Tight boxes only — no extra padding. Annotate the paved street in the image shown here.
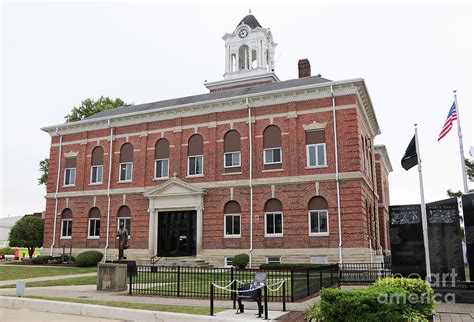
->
[0,308,123,322]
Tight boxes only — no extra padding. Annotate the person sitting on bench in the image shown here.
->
[236,272,267,317]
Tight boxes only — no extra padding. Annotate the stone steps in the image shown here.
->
[135,256,214,268]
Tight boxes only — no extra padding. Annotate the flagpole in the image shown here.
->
[454,90,469,194]
[414,124,432,279]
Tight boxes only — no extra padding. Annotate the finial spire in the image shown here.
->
[249,9,252,15]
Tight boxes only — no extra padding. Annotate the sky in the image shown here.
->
[0,1,472,218]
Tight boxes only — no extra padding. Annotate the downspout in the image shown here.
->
[104,120,113,261]
[50,128,63,255]
[331,85,343,265]
[247,97,254,267]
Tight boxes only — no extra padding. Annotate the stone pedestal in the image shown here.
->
[97,263,127,292]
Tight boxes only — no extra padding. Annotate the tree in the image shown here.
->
[38,96,127,186]
[9,216,44,259]
[64,96,128,122]
[447,158,474,197]
[38,158,49,185]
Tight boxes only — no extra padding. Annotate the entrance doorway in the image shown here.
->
[157,211,196,257]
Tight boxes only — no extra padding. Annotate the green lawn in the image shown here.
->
[0,275,97,288]
[13,295,223,315]
[0,266,96,281]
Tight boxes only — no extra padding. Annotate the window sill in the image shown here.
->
[305,165,328,169]
[186,174,204,178]
[224,235,241,239]
[89,182,103,186]
[309,233,329,237]
[87,236,100,240]
[222,172,242,176]
[117,180,133,184]
[262,169,283,173]
[60,236,72,240]
[264,234,283,238]
[224,165,241,169]
[153,177,169,181]
[62,185,76,188]
[263,162,282,166]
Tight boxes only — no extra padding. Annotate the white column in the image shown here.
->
[196,205,203,257]
[225,45,230,74]
[148,209,156,256]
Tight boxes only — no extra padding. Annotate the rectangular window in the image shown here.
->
[88,219,101,238]
[310,256,328,264]
[309,211,329,235]
[90,165,103,184]
[118,217,131,236]
[224,152,241,168]
[224,257,234,268]
[154,159,169,179]
[64,168,76,186]
[224,214,241,237]
[119,162,133,182]
[264,148,282,164]
[265,212,283,237]
[266,256,281,264]
[60,219,72,239]
[188,155,203,176]
[307,143,327,167]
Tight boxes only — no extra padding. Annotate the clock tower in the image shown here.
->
[205,12,279,92]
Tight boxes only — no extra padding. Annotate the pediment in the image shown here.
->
[144,178,205,198]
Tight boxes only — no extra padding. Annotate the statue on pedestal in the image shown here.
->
[117,223,129,260]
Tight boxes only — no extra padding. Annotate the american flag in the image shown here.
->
[437,101,457,141]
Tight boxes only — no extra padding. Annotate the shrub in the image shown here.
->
[0,247,15,257]
[370,277,435,317]
[32,255,53,265]
[49,255,75,264]
[305,301,323,321]
[231,253,249,269]
[319,287,409,322]
[259,263,329,270]
[75,251,103,267]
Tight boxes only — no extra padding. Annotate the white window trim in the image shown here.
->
[308,210,329,236]
[224,257,234,268]
[224,213,241,238]
[119,162,133,182]
[263,148,282,165]
[90,165,103,185]
[187,155,204,177]
[63,167,76,187]
[264,212,283,237]
[87,218,100,239]
[306,143,327,168]
[154,158,170,179]
[117,217,131,239]
[60,219,72,239]
[224,151,241,168]
[266,256,281,264]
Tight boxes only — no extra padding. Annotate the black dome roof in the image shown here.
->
[236,14,262,29]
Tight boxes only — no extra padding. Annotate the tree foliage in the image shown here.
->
[9,216,44,259]
[447,158,474,197]
[64,96,127,123]
[38,158,49,186]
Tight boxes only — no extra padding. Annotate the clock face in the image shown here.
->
[238,28,249,39]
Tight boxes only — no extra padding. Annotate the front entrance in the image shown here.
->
[157,211,196,257]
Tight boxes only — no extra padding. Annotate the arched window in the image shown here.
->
[224,130,241,172]
[60,208,73,239]
[263,125,282,169]
[264,199,283,237]
[88,207,101,238]
[238,45,249,70]
[119,143,133,182]
[231,54,237,72]
[90,146,104,184]
[188,134,203,176]
[118,205,131,237]
[308,196,329,236]
[154,139,170,179]
[251,49,257,68]
[224,201,241,237]
[306,129,326,167]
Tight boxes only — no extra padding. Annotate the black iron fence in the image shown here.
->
[339,263,392,284]
[129,264,339,302]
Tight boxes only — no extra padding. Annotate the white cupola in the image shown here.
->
[205,12,279,92]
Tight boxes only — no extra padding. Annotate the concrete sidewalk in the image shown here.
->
[0,272,97,287]
[0,307,122,322]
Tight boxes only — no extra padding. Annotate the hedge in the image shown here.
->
[75,251,103,267]
[231,253,249,269]
[32,255,53,265]
[259,263,329,270]
[0,247,15,257]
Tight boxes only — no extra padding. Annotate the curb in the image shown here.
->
[0,296,253,322]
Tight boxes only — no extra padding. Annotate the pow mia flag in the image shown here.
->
[401,135,418,170]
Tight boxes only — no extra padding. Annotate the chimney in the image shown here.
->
[298,59,311,78]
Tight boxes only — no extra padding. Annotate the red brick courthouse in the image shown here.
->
[41,14,392,267]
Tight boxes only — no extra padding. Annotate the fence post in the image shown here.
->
[231,267,236,309]
[319,268,323,290]
[264,285,268,320]
[330,267,334,286]
[282,280,286,312]
[128,265,133,295]
[306,269,310,297]
[210,283,214,316]
[177,266,181,297]
[290,269,294,302]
